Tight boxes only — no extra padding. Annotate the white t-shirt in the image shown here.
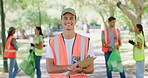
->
[46,37,94,65]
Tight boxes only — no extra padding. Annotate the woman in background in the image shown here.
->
[129,24,147,78]
[30,27,44,78]
[4,27,18,78]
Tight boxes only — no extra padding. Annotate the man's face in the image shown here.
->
[61,13,76,30]
[108,20,116,27]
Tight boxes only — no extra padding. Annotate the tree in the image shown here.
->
[4,0,50,38]
[75,0,117,29]
[117,0,147,30]
[0,0,8,72]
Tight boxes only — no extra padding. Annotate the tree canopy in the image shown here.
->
[1,0,148,31]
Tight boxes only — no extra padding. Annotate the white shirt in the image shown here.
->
[46,37,94,65]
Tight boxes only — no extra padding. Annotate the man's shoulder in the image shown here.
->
[78,34,89,39]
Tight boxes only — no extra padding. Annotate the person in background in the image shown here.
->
[101,16,126,78]
[30,27,44,78]
[4,27,18,78]
[128,24,147,78]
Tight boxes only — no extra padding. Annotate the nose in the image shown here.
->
[67,18,71,22]
[65,19,72,24]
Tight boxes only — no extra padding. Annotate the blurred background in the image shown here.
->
[0,0,148,78]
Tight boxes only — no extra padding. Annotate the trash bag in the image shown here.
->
[107,49,123,73]
[19,52,35,78]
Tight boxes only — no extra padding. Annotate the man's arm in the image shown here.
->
[46,58,69,73]
[102,39,113,48]
[101,31,113,49]
[118,38,121,46]
[46,58,81,74]
[117,29,121,49]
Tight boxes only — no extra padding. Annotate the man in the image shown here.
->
[101,16,126,78]
[46,8,94,78]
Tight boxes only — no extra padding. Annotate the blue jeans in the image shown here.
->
[9,58,18,78]
[104,51,126,78]
[34,54,42,78]
[136,61,144,78]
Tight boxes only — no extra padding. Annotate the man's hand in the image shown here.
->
[111,46,115,49]
[116,46,120,50]
[128,40,135,45]
[67,62,83,76]
[69,61,80,72]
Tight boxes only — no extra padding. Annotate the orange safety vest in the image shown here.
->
[49,33,89,78]
[4,36,16,58]
[102,28,120,53]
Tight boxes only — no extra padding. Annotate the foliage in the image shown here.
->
[1,0,148,32]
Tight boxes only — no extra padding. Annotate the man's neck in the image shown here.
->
[62,30,75,39]
[108,26,115,29]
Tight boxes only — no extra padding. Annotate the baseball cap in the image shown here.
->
[61,8,76,16]
[8,27,16,34]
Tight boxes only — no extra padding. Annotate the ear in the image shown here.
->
[75,17,77,24]
[75,20,77,24]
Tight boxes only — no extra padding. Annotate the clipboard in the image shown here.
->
[67,57,97,76]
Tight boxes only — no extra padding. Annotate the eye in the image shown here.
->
[64,17,68,20]
[70,17,74,20]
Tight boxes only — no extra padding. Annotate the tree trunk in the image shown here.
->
[38,7,41,27]
[19,29,27,39]
[92,3,108,29]
[99,11,108,28]
[0,0,8,72]
[92,0,115,29]
[109,4,114,16]
[108,0,114,16]
[117,0,143,27]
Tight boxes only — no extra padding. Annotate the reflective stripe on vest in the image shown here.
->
[133,32,145,61]
[49,33,89,78]
[54,35,61,65]
[4,36,16,58]
[34,35,43,56]
[134,49,144,53]
[72,34,89,60]
[102,28,120,53]
[5,50,16,52]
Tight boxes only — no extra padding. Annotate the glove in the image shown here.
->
[30,43,35,47]
[43,44,46,47]
[128,40,135,45]
[29,49,33,53]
